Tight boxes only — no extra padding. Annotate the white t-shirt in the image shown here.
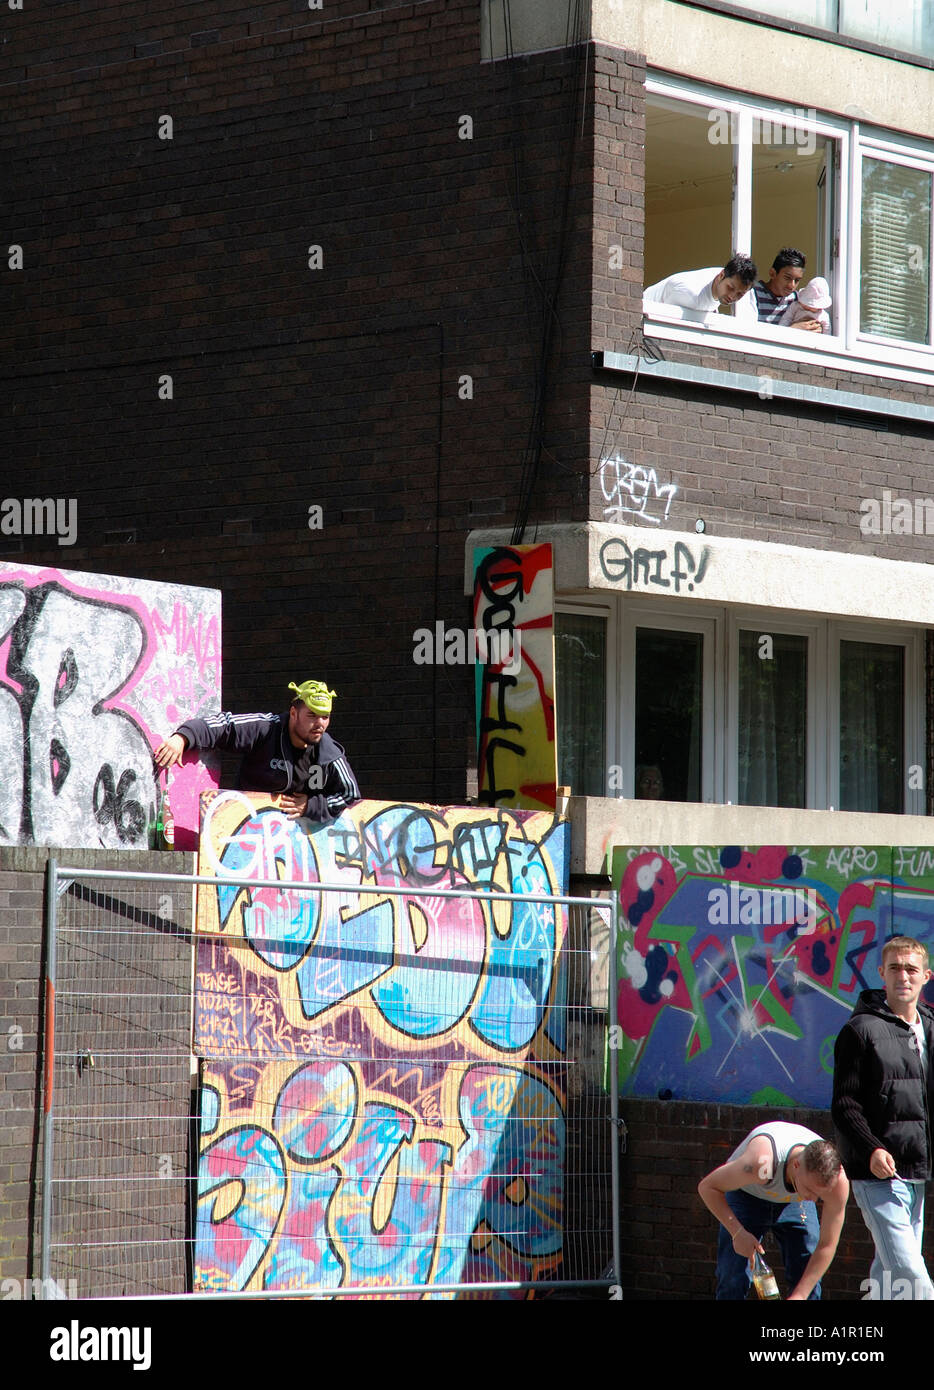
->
[728,1121,825,1203]
[910,1016,926,1072]
[643,266,722,321]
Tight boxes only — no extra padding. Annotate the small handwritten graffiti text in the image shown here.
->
[600,455,677,527]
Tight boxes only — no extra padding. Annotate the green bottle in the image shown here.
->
[154,788,175,849]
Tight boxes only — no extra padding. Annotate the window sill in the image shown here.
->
[641,306,934,390]
[565,795,934,876]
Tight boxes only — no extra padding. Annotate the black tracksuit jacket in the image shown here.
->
[832,988,934,1181]
[175,710,360,823]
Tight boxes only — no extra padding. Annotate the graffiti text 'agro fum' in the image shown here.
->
[706,882,817,932]
[412,622,521,674]
[1,497,77,547]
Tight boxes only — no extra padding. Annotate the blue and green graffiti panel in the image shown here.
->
[194,794,569,1296]
[611,845,934,1106]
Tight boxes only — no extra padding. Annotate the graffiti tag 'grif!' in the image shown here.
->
[598,537,710,593]
[0,581,157,847]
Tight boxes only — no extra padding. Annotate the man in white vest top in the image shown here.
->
[698,1121,849,1299]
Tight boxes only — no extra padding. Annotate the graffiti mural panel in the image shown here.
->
[194,794,569,1296]
[473,543,557,812]
[611,844,934,1107]
[0,562,221,850]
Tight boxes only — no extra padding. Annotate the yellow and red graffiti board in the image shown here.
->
[194,793,569,1296]
[474,543,557,811]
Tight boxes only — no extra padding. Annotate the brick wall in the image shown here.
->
[0,848,194,1295]
[7,4,597,807]
[9,16,932,807]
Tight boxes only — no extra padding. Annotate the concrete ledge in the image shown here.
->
[466,522,934,625]
[567,795,934,876]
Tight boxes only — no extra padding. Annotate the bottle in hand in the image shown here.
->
[752,1250,780,1300]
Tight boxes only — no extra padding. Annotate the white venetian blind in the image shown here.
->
[860,156,931,343]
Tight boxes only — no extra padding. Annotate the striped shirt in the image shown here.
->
[752,281,797,324]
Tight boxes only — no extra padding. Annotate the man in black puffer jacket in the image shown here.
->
[832,934,934,1300]
[154,679,360,823]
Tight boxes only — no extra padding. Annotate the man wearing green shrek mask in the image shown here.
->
[154,678,360,822]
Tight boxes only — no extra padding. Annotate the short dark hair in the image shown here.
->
[802,1139,842,1187]
[772,247,806,272]
[723,252,757,285]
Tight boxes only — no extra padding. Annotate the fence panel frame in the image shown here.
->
[42,863,621,1300]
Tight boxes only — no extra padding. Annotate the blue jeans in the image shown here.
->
[851,1178,934,1300]
[716,1189,821,1300]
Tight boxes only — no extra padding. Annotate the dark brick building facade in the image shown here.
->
[7,2,600,806]
[6,0,934,1302]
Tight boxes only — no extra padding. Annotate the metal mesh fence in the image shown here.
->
[44,865,618,1299]
[44,869,194,1297]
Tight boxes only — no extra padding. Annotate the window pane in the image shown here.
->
[738,631,807,807]
[752,136,836,321]
[635,628,702,802]
[840,0,934,59]
[645,97,733,295]
[839,640,904,813]
[555,613,606,796]
[747,0,835,24]
[860,157,931,344]
[727,0,934,59]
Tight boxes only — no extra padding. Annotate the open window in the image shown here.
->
[644,95,734,294]
[645,88,842,335]
[644,81,934,370]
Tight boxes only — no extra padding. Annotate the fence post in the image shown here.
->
[40,855,58,1298]
[609,893,622,1297]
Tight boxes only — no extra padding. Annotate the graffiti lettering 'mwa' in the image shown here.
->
[0,581,157,847]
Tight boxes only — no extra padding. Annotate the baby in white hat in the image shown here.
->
[780,276,832,333]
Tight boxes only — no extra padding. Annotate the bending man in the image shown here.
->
[643,252,757,323]
[698,1121,848,1300]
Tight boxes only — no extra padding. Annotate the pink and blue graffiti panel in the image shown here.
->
[611,845,934,1107]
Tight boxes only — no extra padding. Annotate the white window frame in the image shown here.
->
[643,76,934,384]
[620,600,720,803]
[852,137,934,353]
[827,621,924,815]
[726,610,822,809]
[556,592,925,813]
